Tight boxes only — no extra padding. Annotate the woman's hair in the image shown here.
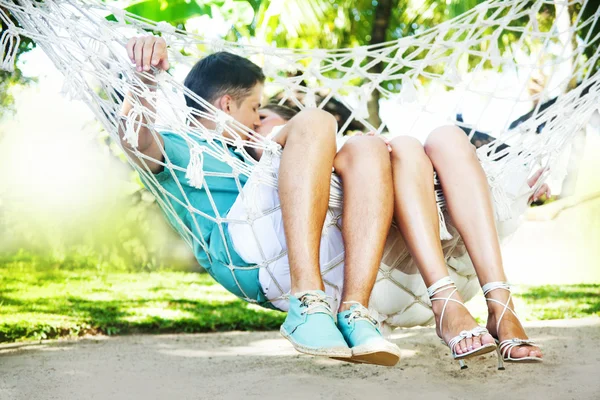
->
[261,104,298,121]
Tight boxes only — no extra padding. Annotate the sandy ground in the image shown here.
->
[1,318,599,400]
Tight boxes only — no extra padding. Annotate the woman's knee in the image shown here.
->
[424,125,476,161]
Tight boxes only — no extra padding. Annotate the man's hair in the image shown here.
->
[261,104,298,121]
[184,52,265,112]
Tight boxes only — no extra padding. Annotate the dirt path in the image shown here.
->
[1,318,598,400]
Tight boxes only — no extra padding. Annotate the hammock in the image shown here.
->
[1,0,599,330]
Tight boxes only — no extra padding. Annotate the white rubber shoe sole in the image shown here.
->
[280,326,353,358]
[331,340,401,366]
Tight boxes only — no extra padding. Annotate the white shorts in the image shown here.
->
[227,144,346,312]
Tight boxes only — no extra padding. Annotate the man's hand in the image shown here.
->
[119,35,169,173]
[126,36,170,73]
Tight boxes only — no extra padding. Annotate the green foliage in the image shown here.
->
[105,0,258,40]
[570,0,600,73]
[0,186,194,273]
[254,0,490,49]
[0,9,36,120]
[0,260,284,343]
[106,0,215,25]
[253,1,597,82]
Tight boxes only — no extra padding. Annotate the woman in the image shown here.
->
[233,104,546,367]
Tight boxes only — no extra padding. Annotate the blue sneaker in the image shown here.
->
[280,290,352,358]
[337,302,401,366]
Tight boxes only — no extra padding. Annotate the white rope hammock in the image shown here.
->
[1,0,599,330]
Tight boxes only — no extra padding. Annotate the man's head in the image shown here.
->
[184,52,265,130]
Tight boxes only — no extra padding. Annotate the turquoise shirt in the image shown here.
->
[141,131,270,305]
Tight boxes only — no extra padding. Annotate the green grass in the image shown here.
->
[0,264,285,343]
[516,284,600,320]
[1,260,598,344]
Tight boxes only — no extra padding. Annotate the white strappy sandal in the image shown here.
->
[482,281,543,370]
[427,277,497,369]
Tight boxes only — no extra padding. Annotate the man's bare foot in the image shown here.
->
[431,287,495,355]
[486,290,543,359]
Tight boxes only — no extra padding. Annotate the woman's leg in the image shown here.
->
[332,136,394,312]
[388,135,495,355]
[424,125,542,359]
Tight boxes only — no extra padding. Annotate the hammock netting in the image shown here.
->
[2,0,599,331]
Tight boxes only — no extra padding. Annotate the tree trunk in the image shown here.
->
[367,0,393,129]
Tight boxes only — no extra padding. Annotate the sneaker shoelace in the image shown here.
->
[343,301,379,328]
[297,291,334,317]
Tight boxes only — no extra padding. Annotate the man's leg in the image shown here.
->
[274,109,337,293]
[332,136,394,311]
[424,125,542,359]
[274,109,352,359]
[327,136,401,366]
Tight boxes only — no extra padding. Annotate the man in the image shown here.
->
[119,35,401,366]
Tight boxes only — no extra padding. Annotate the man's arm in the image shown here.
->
[118,36,170,174]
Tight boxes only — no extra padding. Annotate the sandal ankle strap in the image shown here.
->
[427,276,456,298]
[482,281,511,296]
[482,281,519,337]
[427,276,461,340]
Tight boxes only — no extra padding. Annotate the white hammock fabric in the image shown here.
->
[2,0,599,330]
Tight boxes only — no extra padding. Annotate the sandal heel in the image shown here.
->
[496,345,505,370]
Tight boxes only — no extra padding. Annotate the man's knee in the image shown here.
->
[290,108,337,135]
[334,136,390,174]
[424,125,475,160]
[277,108,337,147]
[389,135,425,158]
